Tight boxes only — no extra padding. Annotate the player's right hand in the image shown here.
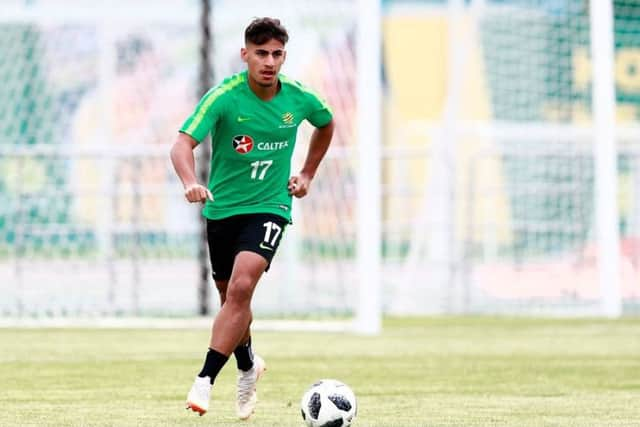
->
[184,183,213,203]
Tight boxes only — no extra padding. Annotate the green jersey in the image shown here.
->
[180,71,332,222]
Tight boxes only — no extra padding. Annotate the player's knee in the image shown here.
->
[226,276,254,306]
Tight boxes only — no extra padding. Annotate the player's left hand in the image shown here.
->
[288,173,311,198]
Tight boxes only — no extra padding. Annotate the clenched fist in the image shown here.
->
[184,183,214,203]
[288,173,311,198]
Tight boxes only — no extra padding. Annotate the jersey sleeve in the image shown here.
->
[304,90,333,128]
[179,86,226,143]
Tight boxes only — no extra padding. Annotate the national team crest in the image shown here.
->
[232,135,254,154]
[282,112,294,125]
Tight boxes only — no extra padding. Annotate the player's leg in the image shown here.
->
[208,250,266,352]
[222,281,263,420]
[208,251,268,419]
[190,251,267,418]
[229,214,287,419]
[186,218,235,416]
[187,214,286,418]
[189,265,256,417]
[212,278,255,380]
[215,279,254,373]
[212,213,286,365]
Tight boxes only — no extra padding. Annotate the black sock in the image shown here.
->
[198,348,229,384]
[234,337,254,371]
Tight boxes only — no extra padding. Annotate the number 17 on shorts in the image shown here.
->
[260,221,282,252]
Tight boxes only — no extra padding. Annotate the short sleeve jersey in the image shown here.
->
[180,71,332,222]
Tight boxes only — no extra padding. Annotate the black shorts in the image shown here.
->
[206,213,288,281]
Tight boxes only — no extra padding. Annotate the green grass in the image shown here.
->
[1,317,639,426]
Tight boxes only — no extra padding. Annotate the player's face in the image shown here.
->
[241,39,286,88]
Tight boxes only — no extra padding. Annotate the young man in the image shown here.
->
[170,17,334,419]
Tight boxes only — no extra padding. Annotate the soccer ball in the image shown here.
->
[300,379,357,427]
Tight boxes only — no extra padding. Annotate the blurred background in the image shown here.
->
[1,0,639,323]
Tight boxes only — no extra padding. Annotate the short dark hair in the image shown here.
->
[244,17,289,46]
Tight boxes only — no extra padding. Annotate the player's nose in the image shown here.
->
[264,54,275,66]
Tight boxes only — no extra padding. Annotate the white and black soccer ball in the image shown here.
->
[300,379,357,427]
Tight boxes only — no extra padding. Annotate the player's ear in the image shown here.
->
[240,47,248,63]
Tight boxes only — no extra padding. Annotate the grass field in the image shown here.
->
[1,317,639,427]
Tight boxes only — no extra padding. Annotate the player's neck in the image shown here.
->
[247,76,281,101]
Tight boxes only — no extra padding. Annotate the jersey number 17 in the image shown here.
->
[250,160,273,180]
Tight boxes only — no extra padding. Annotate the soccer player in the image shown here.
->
[170,17,334,419]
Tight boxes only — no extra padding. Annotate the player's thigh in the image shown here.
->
[236,213,288,270]
[227,251,269,300]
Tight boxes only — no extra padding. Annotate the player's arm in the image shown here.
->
[170,132,213,203]
[288,119,335,198]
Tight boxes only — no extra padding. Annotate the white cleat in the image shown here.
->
[236,355,266,420]
[185,376,211,416]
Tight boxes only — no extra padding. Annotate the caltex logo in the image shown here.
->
[232,135,254,154]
